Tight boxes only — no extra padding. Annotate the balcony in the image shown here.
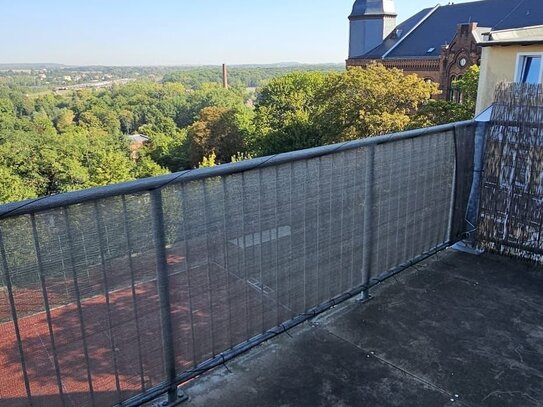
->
[0,86,542,407]
[183,250,543,407]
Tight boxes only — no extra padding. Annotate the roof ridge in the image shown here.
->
[381,4,441,59]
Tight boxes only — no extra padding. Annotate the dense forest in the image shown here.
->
[0,63,479,204]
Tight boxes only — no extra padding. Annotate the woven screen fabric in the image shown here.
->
[477,83,543,260]
[0,126,473,407]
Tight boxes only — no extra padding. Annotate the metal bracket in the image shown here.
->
[358,290,373,304]
[154,389,189,407]
[451,241,484,255]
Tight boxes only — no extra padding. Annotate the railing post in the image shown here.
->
[0,227,33,405]
[452,121,487,255]
[466,121,488,243]
[150,189,186,406]
[360,144,375,302]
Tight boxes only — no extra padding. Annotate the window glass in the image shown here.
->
[448,76,457,101]
[519,56,542,84]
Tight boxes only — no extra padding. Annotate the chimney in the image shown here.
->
[222,64,228,89]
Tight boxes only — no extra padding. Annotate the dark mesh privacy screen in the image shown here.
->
[0,124,474,406]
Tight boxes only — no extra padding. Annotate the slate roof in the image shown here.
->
[350,0,396,18]
[353,0,543,59]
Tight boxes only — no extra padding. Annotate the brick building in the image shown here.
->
[347,0,543,100]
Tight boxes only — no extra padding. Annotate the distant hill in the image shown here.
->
[0,62,343,70]
[0,63,346,91]
[0,63,71,70]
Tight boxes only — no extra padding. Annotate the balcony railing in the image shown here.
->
[0,121,476,407]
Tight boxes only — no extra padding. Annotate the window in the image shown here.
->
[448,75,464,103]
[449,76,460,102]
[457,75,464,103]
[516,55,543,84]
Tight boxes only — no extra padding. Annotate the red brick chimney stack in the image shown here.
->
[222,64,228,89]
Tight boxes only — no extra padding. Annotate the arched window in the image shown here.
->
[456,75,464,103]
[448,76,457,101]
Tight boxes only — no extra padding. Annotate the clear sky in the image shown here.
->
[0,0,474,66]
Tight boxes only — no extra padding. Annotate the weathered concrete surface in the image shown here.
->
[181,250,543,407]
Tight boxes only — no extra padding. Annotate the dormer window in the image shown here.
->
[427,47,435,53]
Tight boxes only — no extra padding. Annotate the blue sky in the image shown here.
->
[0,0,472,66]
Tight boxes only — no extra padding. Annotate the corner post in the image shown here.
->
[360,144,375,302]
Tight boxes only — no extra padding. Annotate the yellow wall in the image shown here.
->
[476,44,543,115]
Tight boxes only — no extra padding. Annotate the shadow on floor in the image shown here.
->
[182,250,543,407]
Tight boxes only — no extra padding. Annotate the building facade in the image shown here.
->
[476,25,543,114]
[347,0,543,100]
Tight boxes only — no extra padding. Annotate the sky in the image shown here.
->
[0,0,474,66]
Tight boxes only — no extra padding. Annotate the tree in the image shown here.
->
[0,167,37,204]
[198,152,217,168]
[133,154,169,178]
[86,150,134,187]
[251,64,439,156]
[141,124,190,172]
[251,72,326,155]
[118,109,135,134]
[252,120,320,156]
[31,111,57,137]
[186,106,247,167]
[55,108,75,133]
[0,98,16,135]
[412,65,480,127]
[454,64,480,116]
[0,66,448,205]
[177,83,247,128]
[255,71,325,129]
[314,64,439,143]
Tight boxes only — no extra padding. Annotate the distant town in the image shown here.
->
[0,63,345,93]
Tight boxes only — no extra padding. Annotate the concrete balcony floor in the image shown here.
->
[181,250,543,407]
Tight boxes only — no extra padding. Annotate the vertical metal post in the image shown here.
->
[360,145,375,302]
[465,122,488,243]
[150,189,181,406]
[447,129,459,243]
[0,227,33,406]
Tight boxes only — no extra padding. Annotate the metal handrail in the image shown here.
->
[0,121,474,219]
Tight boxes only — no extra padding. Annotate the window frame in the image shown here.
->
[515,52,543,84]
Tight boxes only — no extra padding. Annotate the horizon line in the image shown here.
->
[0,61,346,68]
